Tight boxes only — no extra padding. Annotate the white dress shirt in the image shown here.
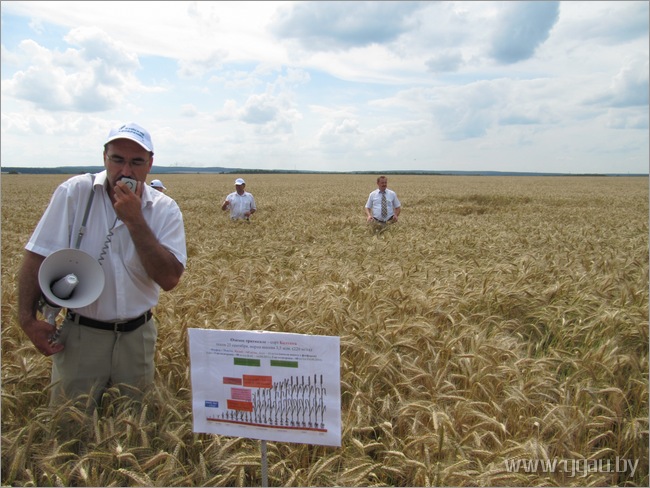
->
[225,191,256,220]
[365,188,401,221]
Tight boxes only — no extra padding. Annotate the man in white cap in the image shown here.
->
[17,122,187,408]
[221,177,257,221]
[150,179,166,192]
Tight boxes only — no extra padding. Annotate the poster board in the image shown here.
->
[188,328,341,447]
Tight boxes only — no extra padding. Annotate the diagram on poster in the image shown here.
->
[188,328,341,447]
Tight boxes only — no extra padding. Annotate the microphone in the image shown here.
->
[51,274,79,300]
[39,274,79,325]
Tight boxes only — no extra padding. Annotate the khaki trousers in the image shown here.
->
[49,316,157,406]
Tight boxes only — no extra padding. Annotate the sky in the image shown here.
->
[1,1,648,174]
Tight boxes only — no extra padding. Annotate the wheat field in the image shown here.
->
[1,173,648,487]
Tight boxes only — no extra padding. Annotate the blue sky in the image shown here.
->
[1,1,648,173]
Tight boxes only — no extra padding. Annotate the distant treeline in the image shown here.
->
[1,166,647,177]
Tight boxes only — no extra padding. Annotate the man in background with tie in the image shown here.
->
[365,175,401,228]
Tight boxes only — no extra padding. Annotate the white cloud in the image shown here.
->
[2,26,150,112]
[605,108,649,130]
[425,51,464,74]
[609,54,649,107]
[240,93,282,124]
[489,1,560,64]
[270,1,424,51]
[561,1,648,43]
[180,104,199,117]
[177,50,228,79]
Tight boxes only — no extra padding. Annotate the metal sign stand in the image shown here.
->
[261,440,269,487]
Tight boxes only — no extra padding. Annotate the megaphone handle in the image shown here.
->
[39,297,61,325]
[49,326,62,345]
[42,306,64,344]
[45,310,57,325]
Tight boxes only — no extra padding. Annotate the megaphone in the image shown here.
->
[38,248,105,325]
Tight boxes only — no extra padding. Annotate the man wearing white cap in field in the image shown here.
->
[221,178,257,221]
[150,179,167,192]
[17,122,187,408]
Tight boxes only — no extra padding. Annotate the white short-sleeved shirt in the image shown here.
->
[365,188,400,221]
[26,171,187,321]
[225,191,256,220]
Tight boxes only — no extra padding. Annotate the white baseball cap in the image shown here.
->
[105,122,154,152]
[150,179,166,190]
[235,178,246,185]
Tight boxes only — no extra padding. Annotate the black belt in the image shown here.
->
[66,310,152,332]
[374,216,394,223]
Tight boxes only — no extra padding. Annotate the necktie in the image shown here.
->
[381,191,388,219]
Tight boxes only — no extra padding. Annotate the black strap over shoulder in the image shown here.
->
[74,173,96,249]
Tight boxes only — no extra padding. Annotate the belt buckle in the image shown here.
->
[113,319,129,332]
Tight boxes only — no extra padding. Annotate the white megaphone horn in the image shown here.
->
[38,249,105,325]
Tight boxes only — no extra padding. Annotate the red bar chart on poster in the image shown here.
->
[188,329,341,447]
